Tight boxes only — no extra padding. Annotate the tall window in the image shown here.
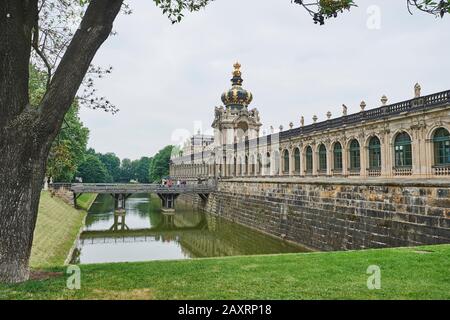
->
[369,137,382,169]
[223,157,227,176]
[257,154,262,174]
[249,155,255,175]
[333,143,343,172]
[245,156,248,175]
[349,139,360,170]
[306,146,313,173]
[394,132,412,167]
[283,150,290,173]
[294,148,301,173]
[273,151,280,175]
[319,144,327,172]
[237,157,241,176]
[433,128,450,165]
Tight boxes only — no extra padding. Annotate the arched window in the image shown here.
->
[333,143,343,172]
[257,154,262,174]
[265,152,271,175]
[273,151,280,175]
[433,128,450,165]
[349,139,361,170]
[237,157,242,176]
[294,148,301,174]
[318,144,327,172]
[394,132,412,167]
[283,150,290,173]
[306,146,313,173]
[222,157,227,177]
[244,156,248,175]
[249,155,255,175]
[368,137,381,169]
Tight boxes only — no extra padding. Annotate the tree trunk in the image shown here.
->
[0,124,50,283]
[0,0,124,283]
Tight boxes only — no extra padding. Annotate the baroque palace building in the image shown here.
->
[170,63,450,180]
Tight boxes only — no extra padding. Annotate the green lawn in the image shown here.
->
[29,192,87,268]
[76,193,97,211]
[3,244,449,300]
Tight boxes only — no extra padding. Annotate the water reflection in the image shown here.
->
[71,194,309,264]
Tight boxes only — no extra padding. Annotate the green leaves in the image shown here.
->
[407,0,450,17]
[30,65,89,182]
[294,0,449,25]
[77,154,111,183]
[293,0,356,25]
[153,0,213,24]
[149,145,174,182]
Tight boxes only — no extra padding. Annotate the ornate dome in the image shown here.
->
[221,62,253,110]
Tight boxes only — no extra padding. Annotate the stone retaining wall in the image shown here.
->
[181,179,450,251]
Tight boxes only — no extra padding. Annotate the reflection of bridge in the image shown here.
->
[70,183,216,212]
[81,216,208,240]
[79,212,208,250]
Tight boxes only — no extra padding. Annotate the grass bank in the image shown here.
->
[3,244,449,300]
[76,193,97,211]
[29,191,88,268]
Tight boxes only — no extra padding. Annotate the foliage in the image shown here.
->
[407,0,450,17]
[28,65,48,106]
[80,151,153,183]
[3,244,450,299]
[29,65,89,182]
[76,154,112,183]
[97,153,122,182]
[292,0,450,24]
[135,157,152,183]
[47,105,90,182]
[153,0,212,23]
[149,145,174,182]
[119,158,135,182]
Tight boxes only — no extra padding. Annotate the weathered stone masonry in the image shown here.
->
[184,179,450,251]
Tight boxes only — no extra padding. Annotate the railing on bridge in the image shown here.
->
[48,183,72,190]
[50,183,216,212]
[70,183,217,194]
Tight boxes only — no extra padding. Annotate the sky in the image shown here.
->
[80,0,450,160]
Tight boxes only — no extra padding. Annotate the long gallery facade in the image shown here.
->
[170,63,450,181]
[169,63,450,251]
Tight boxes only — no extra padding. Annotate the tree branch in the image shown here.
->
[31,24,52,90]
[36,0,124,139]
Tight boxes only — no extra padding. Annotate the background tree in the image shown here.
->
[119,158,135,183]
[46,104,89,182]
[135,157,152,183]
[98,152,121,182]
[76,154,111,183]
[30,64,90,182]
[149,146,174,183]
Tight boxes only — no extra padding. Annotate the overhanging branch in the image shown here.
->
[36,0,124,137]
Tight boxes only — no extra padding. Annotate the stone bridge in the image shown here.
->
[68,183,216,212]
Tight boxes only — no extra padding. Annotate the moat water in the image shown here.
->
[71,194,309,264]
